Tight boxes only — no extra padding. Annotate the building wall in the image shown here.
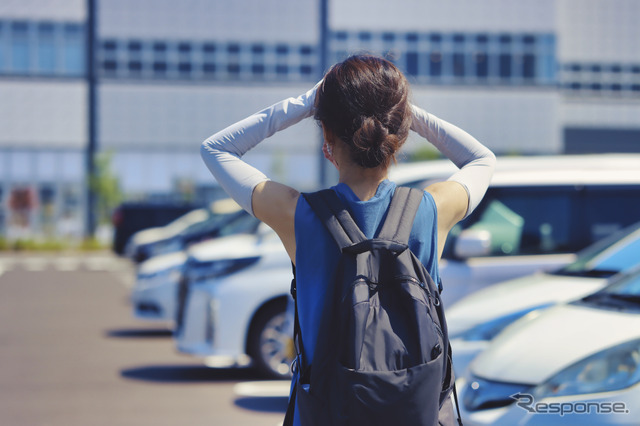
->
[0,0,638,239]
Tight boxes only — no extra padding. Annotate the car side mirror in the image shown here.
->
[454,229,492,259]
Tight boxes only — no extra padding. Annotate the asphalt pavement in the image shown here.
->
[0,253,288,426]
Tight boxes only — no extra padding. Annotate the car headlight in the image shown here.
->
[532,338,640,398]
[187,256,259,283]
[457,304,552,342]
[138,264,183,281]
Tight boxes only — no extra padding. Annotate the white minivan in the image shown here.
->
[170,154,640,378]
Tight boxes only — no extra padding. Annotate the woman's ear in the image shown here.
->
[321,126,339,169]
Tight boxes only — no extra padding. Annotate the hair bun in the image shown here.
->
[352,117,396,168]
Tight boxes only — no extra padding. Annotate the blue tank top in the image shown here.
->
[294,179,440,367]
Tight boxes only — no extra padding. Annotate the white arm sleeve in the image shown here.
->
[411,104,496,218]
[201,83,320,216]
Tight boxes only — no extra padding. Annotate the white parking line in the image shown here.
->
[233,381,291,398]
[23,258,48,271]
[54,258,81,271]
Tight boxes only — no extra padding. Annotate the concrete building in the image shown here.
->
[1,0,639,239]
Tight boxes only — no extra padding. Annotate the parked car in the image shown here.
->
[130,215,263,322]
[456,267,640,425]
[175,154,640,378]
[125,198,258,263]
[448,220,640,376]
[174,225,292,377]
[112,201,202,255]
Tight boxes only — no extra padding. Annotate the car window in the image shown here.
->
[581,186,640,244]
[459,187,576,256]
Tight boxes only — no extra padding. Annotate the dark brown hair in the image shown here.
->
[314,54,411,169]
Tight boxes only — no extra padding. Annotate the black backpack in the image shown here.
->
[285,187,462,426]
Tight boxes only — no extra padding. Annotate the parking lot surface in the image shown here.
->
[0,254,287,426]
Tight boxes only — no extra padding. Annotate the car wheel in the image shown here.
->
[248,299,294,379]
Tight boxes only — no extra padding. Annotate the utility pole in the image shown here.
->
[318,0,329,187]
[86,0,97,237]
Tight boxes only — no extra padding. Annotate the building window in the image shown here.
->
[10,21,30,73]
[406,51,418,76]
[62,23,84,75]
[37,22,57,73]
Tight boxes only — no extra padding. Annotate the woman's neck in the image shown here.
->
[338,165,388,201]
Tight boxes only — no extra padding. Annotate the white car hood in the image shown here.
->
[446,273,608,336]
[471,303,640,384]
[186,226,282,262]
[138,251,188,275]
[130,226,169,246]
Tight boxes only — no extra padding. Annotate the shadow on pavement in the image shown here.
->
[121,365,258,383]
[234,396,288,413]
[106,327,173,338]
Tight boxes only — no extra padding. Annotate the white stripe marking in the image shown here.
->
[233,381,291,398]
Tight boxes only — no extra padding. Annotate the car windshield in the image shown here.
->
[554,222,640,278]
[580,269,640,310]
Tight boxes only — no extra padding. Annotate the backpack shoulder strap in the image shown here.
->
[377,186,424,244]
[303,189,367,250]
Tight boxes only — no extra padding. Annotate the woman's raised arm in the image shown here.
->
[200,83,321,261]
[411,105,496,258]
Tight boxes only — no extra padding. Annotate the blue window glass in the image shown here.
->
[499,34,512,44]
[103,40,117,51]
[300,64,313,75]
[610,64,622,73]
[476,34,488,44]
[453,33,465,43]
[569,63,581,72]
[611,83,622,91]
[252,63,264,74]
[63,23,84,75]
[591,64,601,73]
[153,61,167,73]
[429,51,442,77]
[523,34,536,45]
[382,32,395,42]
[11,21,30,73]
[128,60,142,72]
[0,22,4,70]
[430,33,442,42]
[228,43,240,54]
[359,32,372,41]
[591,82,602,90]
[276,64,288,75]
[276,44,288,54]
[523,54,535,79]
[335,31,348,41]
[300,45,313,55]
[632,84,640,92]
[475,52,488,78]
[203,63,216,74]
[632,66,640,74]
[102,59,117,72]
[153,42,167,52]
[252,44,264,54]
[499,53,511,78]
[128,40,142,52]
[37,22,56,74]
[178,62,191,73]
[570,82,581,90]
[203,43,215,53]
[406,33,418,42]
[453,52,465,77]
[406,52,418,76]
[228,63,240,74]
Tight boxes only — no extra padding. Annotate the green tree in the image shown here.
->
[89,150,123,225]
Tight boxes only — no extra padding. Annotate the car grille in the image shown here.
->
[463,375,533,411]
